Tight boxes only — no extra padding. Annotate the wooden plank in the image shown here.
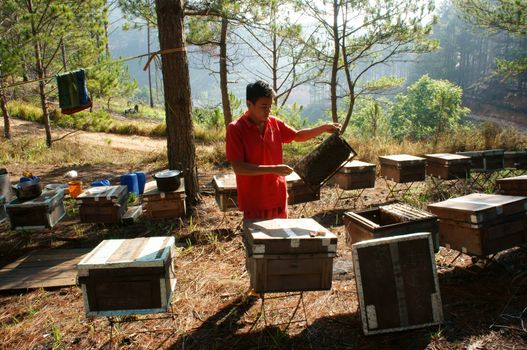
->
[1,249,91,269]
[0,269,78,282]
[0,248,90,290]
[2,260,80,270]
[0,278,77,290]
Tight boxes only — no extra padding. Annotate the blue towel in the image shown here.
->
[56,69,91,114]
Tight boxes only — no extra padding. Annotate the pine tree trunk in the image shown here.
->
[271,7,278,105]
[220,16,232,126]
[148,23,154,108]
[0,78,10,139]
[60,37,68,71]
[155,0,200,208]
[28,0,52,147]
[330,0,340,123]
[103,0,110,57]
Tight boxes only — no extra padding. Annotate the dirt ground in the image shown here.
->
[0,120,526,349]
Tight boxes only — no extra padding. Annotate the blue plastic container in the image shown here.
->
[91,179,110,187]
[133,172,146,194]
[20,176,39,183]
[120,173,139,195]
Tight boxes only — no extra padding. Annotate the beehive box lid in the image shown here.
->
[379,154,425,166]
[213,173,236,191]
[457,149,504,157]
[425,153,471,163]
[78,236,174,274]
[504,151,527,156]
[352,232,442,335]
[6,189,64,209]
[142,179,185,202]
[244,218,337,255]
[496,175,527,183]
[428,193,527,224]
[77,185,128,205]
[338,160,376,173]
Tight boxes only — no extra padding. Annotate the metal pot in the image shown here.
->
[13,177,42,200]
[153,169,183,192]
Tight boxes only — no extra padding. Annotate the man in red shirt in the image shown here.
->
[226,80,340,220]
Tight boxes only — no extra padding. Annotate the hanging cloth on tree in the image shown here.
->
[56,69,92,115]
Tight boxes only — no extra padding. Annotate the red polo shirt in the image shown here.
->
[226,112,297,219]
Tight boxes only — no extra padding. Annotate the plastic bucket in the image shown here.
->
[133,172,146,194]
[120,173,139,195]
[68,180,83,198]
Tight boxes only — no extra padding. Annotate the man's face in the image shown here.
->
[247,96,273,125]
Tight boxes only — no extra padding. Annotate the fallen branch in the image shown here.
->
[52,129,81,143]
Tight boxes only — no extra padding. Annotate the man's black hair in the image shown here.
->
[246,81,275,104]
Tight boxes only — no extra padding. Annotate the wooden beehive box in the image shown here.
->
[424,153,471,180]
[379,154,426,183]
[286,172,320,205]
[428,193,527,256]
[243,218,337,293]
[77,185,129,224]
[5,189,65,230]
[213,174,238,212]
[343,203,439,251]
[329,160,376,190]
[496,175,527,196]
[0,195,6,224]
[456,149,504,171]
[142,180,186,219]
[77,236,176,317]
[352,232,443,335]
[504,151,527,169]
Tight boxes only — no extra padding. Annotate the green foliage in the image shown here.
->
[496,57,527,78]
[389,75,470,141]
[87,54,138,110]
[276,103,310,130]
[50,109,113,132]
[454,0,527,35]
[0,1,25,79]
[349,97,391,139]
[6,101,42,122]
[193,107,223,129]
[64,199,79,217]
[228,92,243,117]
[118,0,156,28]
[410,2,526,100]
[360,76,405,92]
[127,193,138,205]
[51,324,63,349]
[298,0,438,132]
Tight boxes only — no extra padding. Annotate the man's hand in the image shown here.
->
[294,123,342,142]
[273,164,294,176]
[323,123,341,133]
